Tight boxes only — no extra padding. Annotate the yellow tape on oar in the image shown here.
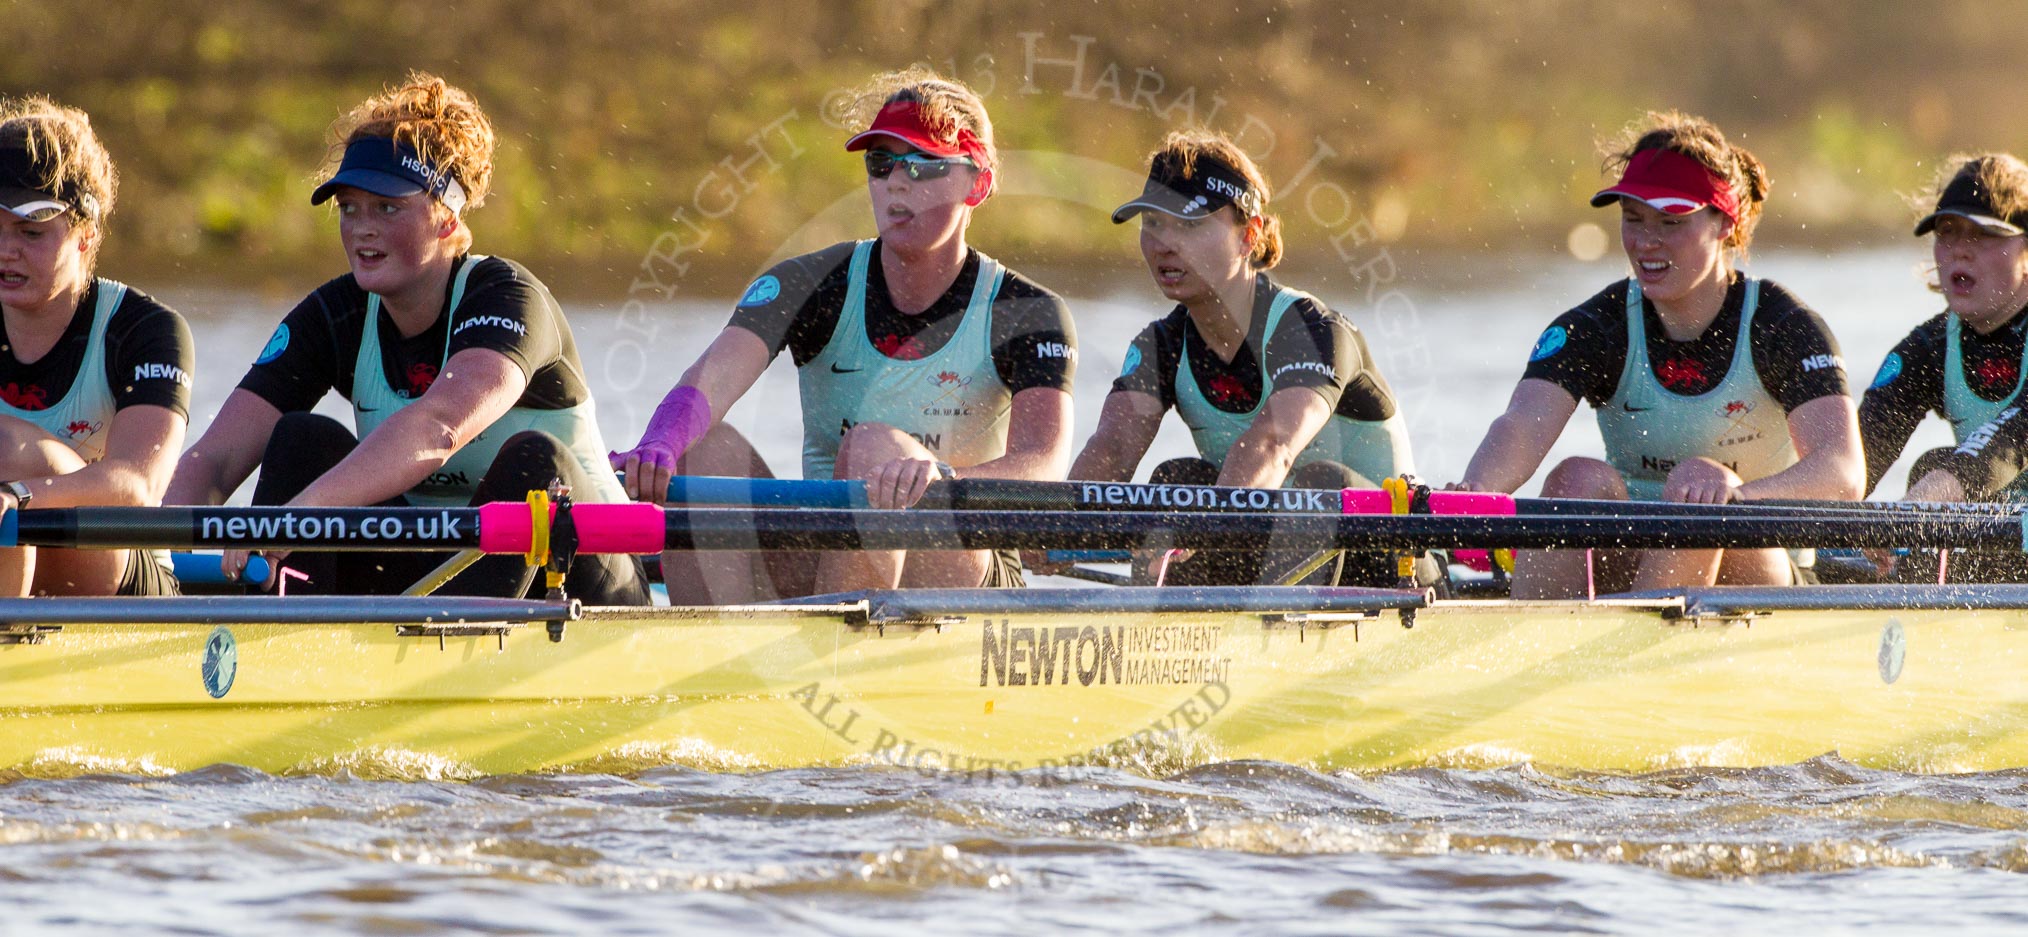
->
[525,490,551,568]
[1384,477,1415,580]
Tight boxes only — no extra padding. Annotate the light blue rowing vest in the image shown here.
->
[798,240,1012,480]
[1942,314,2028,441]
[1173,285,1415,482]
[353,256,626,507]
[0,277,123,461]
[1597,278,1797,502]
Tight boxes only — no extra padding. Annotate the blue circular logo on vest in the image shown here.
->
[1120,345,1143,377]
[1870,352,1903,390]
[255,324,290,365]
[737,275,781,308]
[201,626,238,699]
[1529,325,1567,362]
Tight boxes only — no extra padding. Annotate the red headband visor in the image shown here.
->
[844,101,988,167]
[1590,148,1739,223]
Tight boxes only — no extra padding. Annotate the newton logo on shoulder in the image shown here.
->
[1529,325,1567,362]
[738,275,782,308]
[1871,352,1903,389]
[255,324,290,365]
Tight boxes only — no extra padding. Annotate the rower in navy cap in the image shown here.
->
[168,72,651,603]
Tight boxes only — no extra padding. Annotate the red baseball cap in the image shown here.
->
[1590,148,1739,223]
[844,100,985,164]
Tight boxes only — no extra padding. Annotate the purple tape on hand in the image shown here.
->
[609,385,712,470]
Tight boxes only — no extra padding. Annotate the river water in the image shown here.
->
[1,248,2008,935]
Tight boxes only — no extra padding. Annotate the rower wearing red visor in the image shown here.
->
[611,67,1077,603]
[1451,111,1864,598]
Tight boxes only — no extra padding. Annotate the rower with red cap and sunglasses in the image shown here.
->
[0,96,194,598]
[168,73,651,604]
[1452,111,1864,598]
[610,68,1076,602]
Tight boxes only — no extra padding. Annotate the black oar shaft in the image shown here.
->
[8,504,2020,553]
[663,509,2023,552]
[12,506,483,551]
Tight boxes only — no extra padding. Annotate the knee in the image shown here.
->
[834,422,916,478]
[268,412,355,460]
[0,415,79,476]
[1148,457,1219,486]
[1540,457,1627,499]
[1288,459,1369,491]
[497,430,566,466]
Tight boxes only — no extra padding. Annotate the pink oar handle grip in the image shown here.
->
[478,502,666,555]
[1340,489,1516,515]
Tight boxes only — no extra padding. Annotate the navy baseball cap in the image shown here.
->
[1914,163,2026,237]
[311,137,468,213]
[1112,150,1262,224]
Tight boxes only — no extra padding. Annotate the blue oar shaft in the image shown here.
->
[169,552,272,585]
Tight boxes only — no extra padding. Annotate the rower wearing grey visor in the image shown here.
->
[1057,130,1418,587]
[0,95,195,598]
[168,72,649,604]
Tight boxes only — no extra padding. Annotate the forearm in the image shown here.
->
[1737,450,1866,502]
[18,458,164,508]
[1068,442,1136,484]
[1461,413,1548,493]
[1216,434,1300,489]
[955,443,1070,483]
[166,448,239,505]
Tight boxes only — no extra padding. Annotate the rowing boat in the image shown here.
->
[0,583,2020,777]
[3,480,2025,777]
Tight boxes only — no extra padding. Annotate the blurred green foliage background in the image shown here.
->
[4,0,2018,295]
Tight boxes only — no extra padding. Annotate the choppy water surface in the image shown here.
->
[5,250,2009,933]
[5,758,2026,934]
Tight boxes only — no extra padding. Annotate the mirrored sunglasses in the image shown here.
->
[863,150,975,182]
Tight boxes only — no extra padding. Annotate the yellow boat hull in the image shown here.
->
[0,591,2018,777]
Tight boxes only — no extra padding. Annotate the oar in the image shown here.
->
[2,502,2021,553]
[660,475,1950,520]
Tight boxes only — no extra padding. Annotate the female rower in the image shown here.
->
[1453,111,1864,598]
[1065,130,1416,586]
[1859,155,2028,501]
[610,67,1076,602]
[1854,155,2028,581]
[166,73,649,603]
[0,96,193,596]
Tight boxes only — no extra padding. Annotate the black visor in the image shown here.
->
[1915,167,2027,237]
[1111,152,1261,224]
[0,146,87,221]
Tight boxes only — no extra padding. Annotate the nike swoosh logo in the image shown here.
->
[359,406,382,413]
[1622,405,1653,413]
[830,364,862,374]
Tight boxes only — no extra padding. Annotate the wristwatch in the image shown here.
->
[1,480,30,508]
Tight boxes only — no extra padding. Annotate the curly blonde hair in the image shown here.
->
[1603,110,1770,257]
[323,72,494,248]
[0,95,118,271]
[1146,129,1284,269]
[847,66,997,198]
